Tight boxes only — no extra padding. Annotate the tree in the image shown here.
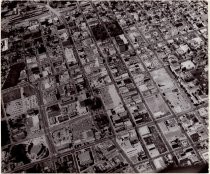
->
[11,144,30,164]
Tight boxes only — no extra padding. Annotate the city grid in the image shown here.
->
[1,0,208,173]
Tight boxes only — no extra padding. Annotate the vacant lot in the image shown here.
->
[150,68,175,92]
[145,94,171,119]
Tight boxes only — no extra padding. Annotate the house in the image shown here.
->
[115,34,129,52]
[181,60,195,71]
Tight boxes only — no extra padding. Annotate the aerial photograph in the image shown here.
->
[1,0,208,173]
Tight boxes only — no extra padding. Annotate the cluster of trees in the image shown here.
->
[82,97,103,110]
[105,21,123,37]
[91,20,123,41]
[91,24,108,41]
